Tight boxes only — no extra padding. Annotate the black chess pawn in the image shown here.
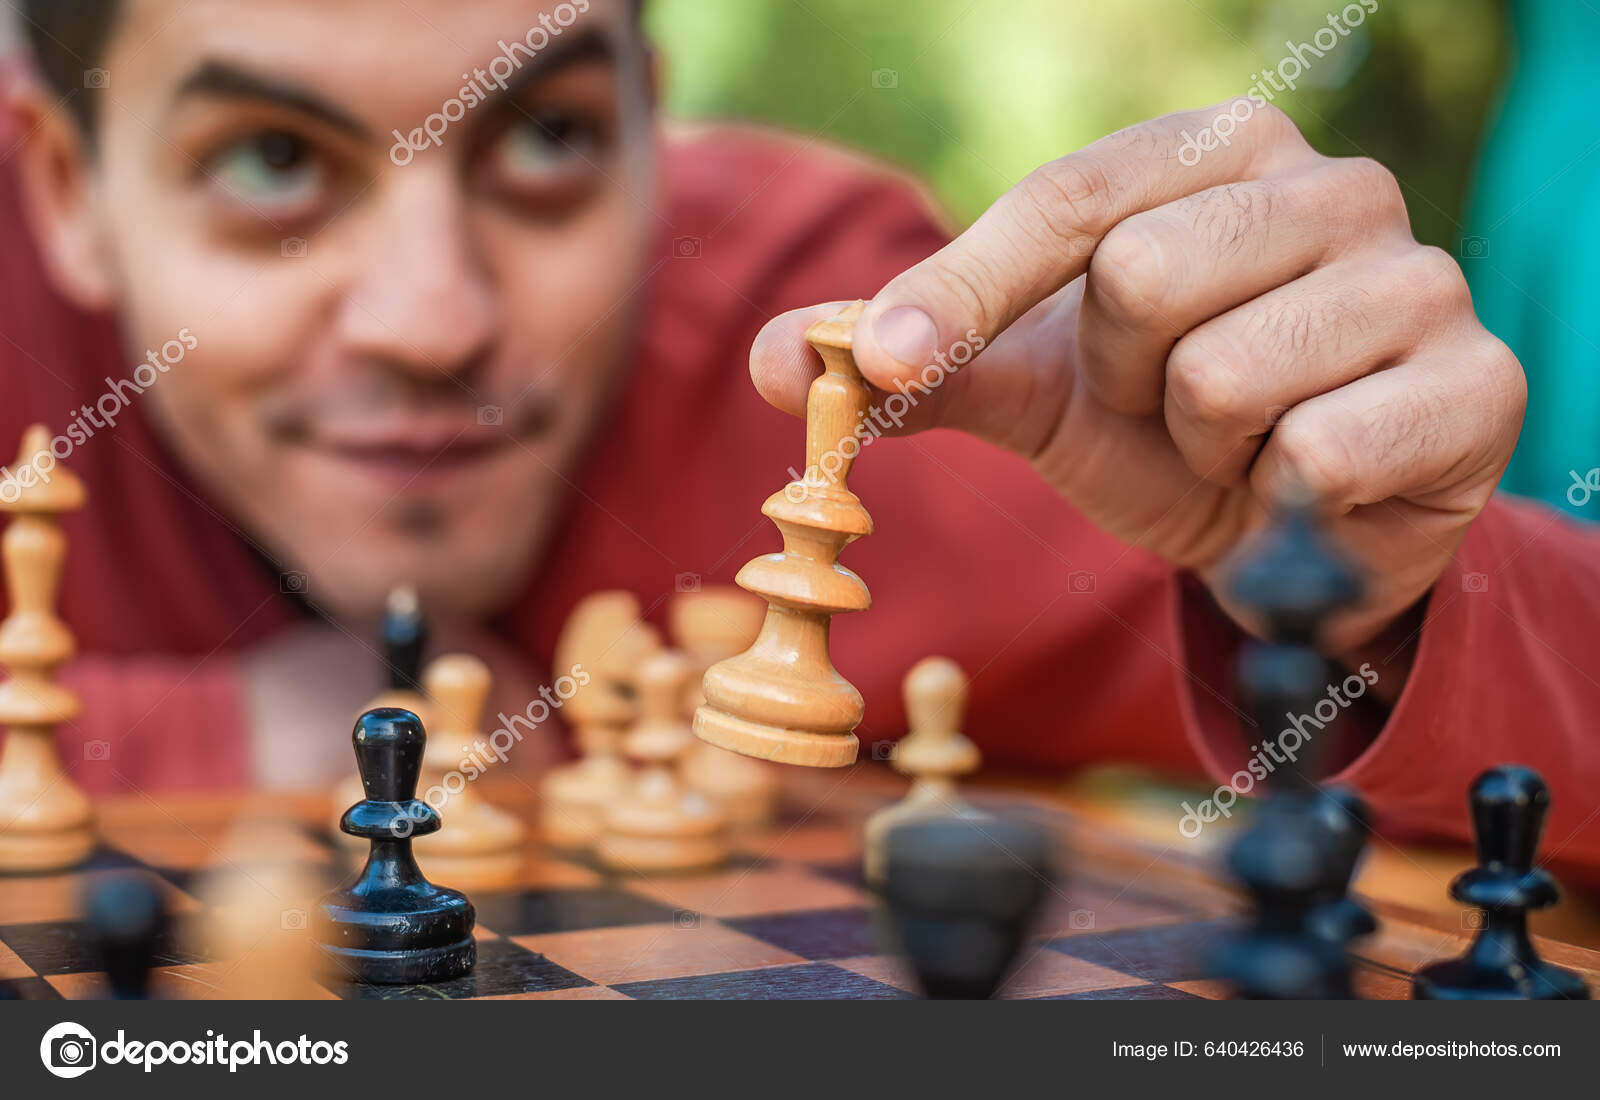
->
[84,872,169,999]
[1305,786,1377,948]
[1226,502,1363,796]
[1211,802,1351,999]
[880,816,1051,999]
[1414,766,1590,1000]
[380,585,427,692]
[316,707,476,985]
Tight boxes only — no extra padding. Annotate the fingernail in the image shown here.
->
[871,305,938,368]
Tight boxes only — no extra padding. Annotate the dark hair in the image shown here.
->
[20,0,646,136]
[18,0,123,133]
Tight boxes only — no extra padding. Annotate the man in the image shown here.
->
[4,1,1598,869]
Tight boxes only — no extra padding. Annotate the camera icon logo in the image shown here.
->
[1461,909,1486,930]
[40,1021,97,1079]
[477,405,504,426]
[83,740,112,762]
[1068,909,1096,930]
[280,570,309,595]
[84,69,110,89]
[281,908,308,931]
[1462,572,1489,593]
[674,910,700,929]
[870,740,896,762]
[1459,236,1489,260]
[672,236,702,259]
[674,572,702,593]
[281,237,308,258]
[1068,570,1097,594]
[870,68,899,89]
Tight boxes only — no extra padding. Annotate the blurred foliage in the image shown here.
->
[645,0,1507,248]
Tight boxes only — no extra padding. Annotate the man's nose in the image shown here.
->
[337,177,499,379]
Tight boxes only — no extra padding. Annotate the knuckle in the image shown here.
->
[1239,98,1292,137]
[1187,181,1273,258]
[1020,155,1116,243]
[1404,245,1472,309]
[1342,156,1406,220]
[1166,329,1250,427]
[921,256,1004,330]
[1473,335,1528,420]
[1226,98,1305,156]
[1089,219,1179,324]
[1270,414,1359,501]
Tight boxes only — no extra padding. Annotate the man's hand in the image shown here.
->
[750,99,1525,661]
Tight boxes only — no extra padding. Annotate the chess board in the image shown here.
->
[3,768,1599,1001]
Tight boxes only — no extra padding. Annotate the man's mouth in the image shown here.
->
[309,415,535,488]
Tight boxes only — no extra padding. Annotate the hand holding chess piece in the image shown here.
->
[671,587,778,831]
[695,302,875,767]
[599,650,728,873]
[412,654,525,890]
[540,592,660,849]
[1413,766,1590,1000]
[864,657,984,885]
[0,425,95,871]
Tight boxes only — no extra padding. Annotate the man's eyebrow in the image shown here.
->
[168,31,619,137]
[171,62,371,138]
[471,29,619,105]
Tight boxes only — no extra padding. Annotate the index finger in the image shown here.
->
[850,98,1312,389]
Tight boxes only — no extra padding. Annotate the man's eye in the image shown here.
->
[487,111,599,183]
[208,131,325,212]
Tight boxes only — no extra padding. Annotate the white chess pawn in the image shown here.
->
[863,657,984,885]
[412,654,525,889]
[598,650,728,873]
[670,588,778,832]
[540,592,659,849]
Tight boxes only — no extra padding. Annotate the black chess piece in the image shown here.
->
[84,872,168,999]
[316,707,476,985]
[380,586,427,693]
[1211,800,1351,999]
[879,816,1051,999]
[1226,502,1363,796]
[1213,503,1369,997]
[1413,766,1590,1000]
[1305,786,1377,948]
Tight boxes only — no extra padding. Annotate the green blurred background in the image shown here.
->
[645,0,1505,250]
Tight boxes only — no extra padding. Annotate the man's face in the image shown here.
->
[77,0,654,622]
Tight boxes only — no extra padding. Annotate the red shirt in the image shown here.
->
[6,122,1600,874]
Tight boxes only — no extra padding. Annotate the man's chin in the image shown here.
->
[288,539,535,627]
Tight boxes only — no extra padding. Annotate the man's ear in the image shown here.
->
[7,79,118,313]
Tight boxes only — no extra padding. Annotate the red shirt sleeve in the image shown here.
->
[1177,493,1600,880]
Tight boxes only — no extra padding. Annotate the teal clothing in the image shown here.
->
[1463,0,1600,519]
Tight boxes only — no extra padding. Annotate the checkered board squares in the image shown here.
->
[5,776,1599,1001]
